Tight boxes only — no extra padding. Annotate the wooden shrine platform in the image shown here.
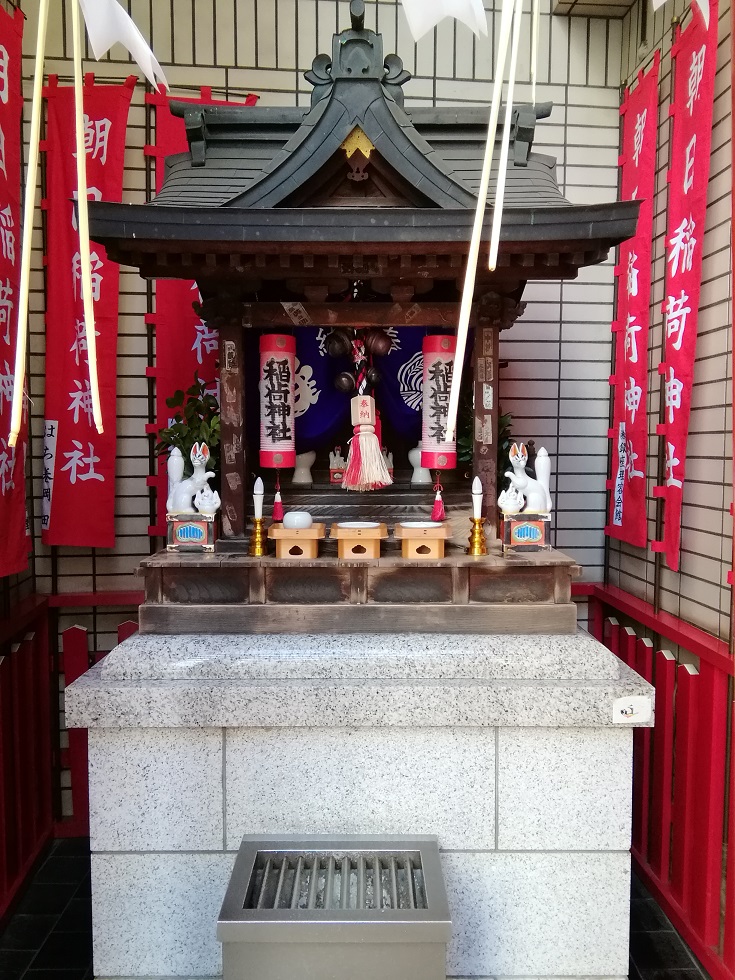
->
[137,546,582,635]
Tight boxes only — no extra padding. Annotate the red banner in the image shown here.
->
[606,54,660,548]
[652,0,718,571]
[42,76,135,548]
[145,88,257,534]
[0,6,27,577]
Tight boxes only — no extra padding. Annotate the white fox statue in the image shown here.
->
[500,442,552,515]
[166,443,217,515]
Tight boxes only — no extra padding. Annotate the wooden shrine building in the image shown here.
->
[87,0,638,634]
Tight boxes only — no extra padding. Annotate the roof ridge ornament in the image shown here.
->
[350,0,365,31]
[305,6,412,108]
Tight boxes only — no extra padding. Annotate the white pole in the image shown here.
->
[71,0,104,435]
[444,0,515,443]
[8,0,50,449]
[530,0,540,106]
[488,0,524,272]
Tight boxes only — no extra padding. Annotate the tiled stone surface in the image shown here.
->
[89,729,223,851]
[497,728,632,850]
[95,631,622,681]
[91,853,233,978]
[225,728,495,850]
[66,631,654,732]
[442,851,631,977]
[67,674,653,730]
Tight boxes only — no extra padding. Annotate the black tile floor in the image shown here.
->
[0,839,712,980]
[0,840,92,980]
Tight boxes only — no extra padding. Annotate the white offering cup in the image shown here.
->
[283,511,313,530]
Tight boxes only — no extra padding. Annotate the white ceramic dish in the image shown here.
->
[337,521,380,529]
[399,521,442,529]
[283,511,313,530]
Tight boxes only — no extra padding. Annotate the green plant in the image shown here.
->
[155,376,220,477]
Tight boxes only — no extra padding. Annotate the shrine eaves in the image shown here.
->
[87,3,637,301]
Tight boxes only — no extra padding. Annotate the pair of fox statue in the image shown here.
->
[165,441,553,519]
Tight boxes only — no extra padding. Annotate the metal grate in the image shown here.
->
[245,850,427,911]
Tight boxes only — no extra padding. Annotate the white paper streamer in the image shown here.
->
[78,0,169,90]
[400,0,488,41]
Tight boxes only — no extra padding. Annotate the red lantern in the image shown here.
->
[259,334,296,469]
[421,335,457,470]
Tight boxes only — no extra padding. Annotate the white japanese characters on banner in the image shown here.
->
[651,0,718,571]
[259,334,296,469]
[605,54,660,548]
[421,335,457,470]
[42,75,135,548]
[0,6,27,578]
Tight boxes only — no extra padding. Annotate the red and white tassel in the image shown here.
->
[431,479,446,522]
[272,472,284,521]
[342,394,392,492]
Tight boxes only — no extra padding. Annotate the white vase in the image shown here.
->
[167,447,185,497]
[291,450,317,485]
[408,443,433,485]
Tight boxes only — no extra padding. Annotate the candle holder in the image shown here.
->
[248,517,267,557]
[467,517,487,556]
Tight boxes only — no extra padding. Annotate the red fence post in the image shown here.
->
[689,661,729,946]
[0,612,54,919]
[723,702,735,973]
[61,626,91,838]
[632,637,654,859]
[588,595,605,641]
[649,650,676,883]
[0,648,16,907]
[670,664,699,914]
[621,626,637,667]
[117,620,138,643]
[12,637,36,867]
[604,617,620,656]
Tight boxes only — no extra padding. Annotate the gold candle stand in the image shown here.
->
[467,517,488,556]
[249,517,267,556]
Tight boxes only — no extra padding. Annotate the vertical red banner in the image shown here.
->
[0,7,27,577]
[42,76,135,548]
[145,88,257,534]
[606,54,660,548]
[652,0,719,571]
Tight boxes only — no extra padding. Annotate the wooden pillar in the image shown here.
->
[218,315,247,541]
[473,318,500,539]
[473,293,526,541]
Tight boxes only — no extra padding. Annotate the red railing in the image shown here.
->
[59,619,139,838]
[0,597,54,920]
[589,587,735,980]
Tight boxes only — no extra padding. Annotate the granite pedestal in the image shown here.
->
[65,631,653,980]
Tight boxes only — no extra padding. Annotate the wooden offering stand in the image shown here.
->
[394,522,452,560]
[268,523,326,559]
[329,523,388,560]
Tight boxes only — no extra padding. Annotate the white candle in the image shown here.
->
[253,477,264,519]
[472,476,484,520]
